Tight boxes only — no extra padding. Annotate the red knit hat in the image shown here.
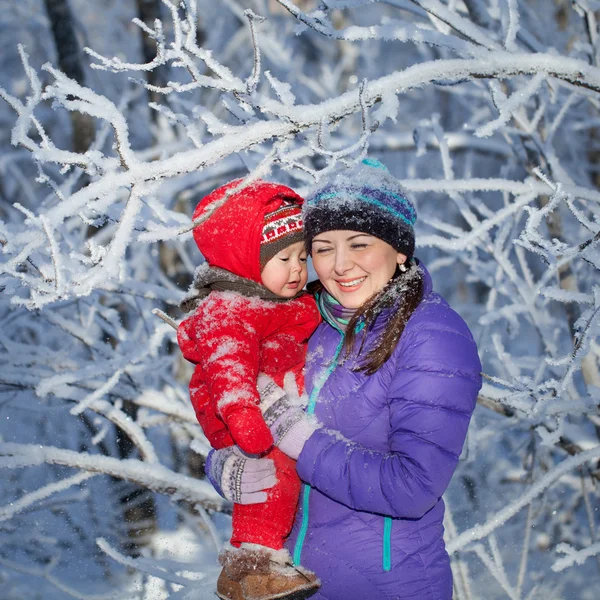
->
[192,179,305,284]
[260,202,304,268]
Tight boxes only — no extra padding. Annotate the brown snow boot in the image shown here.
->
[216,546,320,600]
[216,567,243,600]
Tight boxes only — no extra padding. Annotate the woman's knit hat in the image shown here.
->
[303,158,417,257]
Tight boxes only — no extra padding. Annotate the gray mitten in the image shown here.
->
[205,446,276,504]
[257,373,318,460]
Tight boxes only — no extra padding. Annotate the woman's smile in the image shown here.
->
[335,276,367,290]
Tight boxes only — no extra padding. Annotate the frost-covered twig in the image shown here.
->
[0,471,96,522]
[409,0,502,50]
[97,537,206,586]
[0,555,126,600]
[448,445,600,553]
[552,541,600,572]
[274,0,482,55]
[0,443,224,509]
[152,308,178,329]
[244,9,266,94]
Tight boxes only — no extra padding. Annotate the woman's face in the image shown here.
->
[311,230,407,309]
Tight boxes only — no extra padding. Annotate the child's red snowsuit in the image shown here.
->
[177,180,321,550]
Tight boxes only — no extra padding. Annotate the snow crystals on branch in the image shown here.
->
[1,0,599,597]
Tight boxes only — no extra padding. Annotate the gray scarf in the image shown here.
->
[180,266,302,313]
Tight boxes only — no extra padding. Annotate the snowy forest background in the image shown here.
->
[1,0,599,598]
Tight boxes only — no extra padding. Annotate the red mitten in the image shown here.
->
[223,405,274,455]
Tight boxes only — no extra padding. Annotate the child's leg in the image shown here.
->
[231,447,300,550]
[219,449,319,600]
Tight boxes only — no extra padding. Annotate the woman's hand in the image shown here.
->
[257,374,319,460]
[205,446,276,504]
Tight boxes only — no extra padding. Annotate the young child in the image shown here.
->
[177,179,321,600]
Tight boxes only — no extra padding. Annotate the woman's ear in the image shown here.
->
[396,253,407,266]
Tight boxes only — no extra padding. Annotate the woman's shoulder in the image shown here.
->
[404,290,476,342]
[379,291,481,415]
[389,290,481,377]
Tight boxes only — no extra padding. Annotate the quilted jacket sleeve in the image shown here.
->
[177,301,274,455]
[296,315,482,519]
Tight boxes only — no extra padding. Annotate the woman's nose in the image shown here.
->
[333,250,352,274]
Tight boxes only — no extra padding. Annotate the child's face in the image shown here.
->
[261,241,308,297]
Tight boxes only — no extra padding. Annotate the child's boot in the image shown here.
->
[216,545,320,600]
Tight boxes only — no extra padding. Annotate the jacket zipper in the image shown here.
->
[293,333,344,566]
[293,321,392,573]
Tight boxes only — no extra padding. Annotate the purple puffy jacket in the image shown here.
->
[286,264,482,600]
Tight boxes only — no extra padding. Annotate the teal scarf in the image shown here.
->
[317,290,357,332]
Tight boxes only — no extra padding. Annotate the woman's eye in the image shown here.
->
[351,244,367,250]
[315,247,332,254]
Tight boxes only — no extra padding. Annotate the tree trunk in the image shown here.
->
[115,413,158,558]
[43,0,95,153]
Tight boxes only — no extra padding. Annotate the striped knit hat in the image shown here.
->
[260,202,304,269]
[304,158,417,257]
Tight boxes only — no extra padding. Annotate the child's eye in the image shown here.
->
[280,257,290,262]
[300,257,307,263]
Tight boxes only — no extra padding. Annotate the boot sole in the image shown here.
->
[273,584,320,600]
[215,583,319,600]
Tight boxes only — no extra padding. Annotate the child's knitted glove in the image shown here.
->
[257,373,319,460]
[205,446,276,504]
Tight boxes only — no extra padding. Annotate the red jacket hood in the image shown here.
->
[192,179,305,283]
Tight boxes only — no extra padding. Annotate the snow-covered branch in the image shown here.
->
[2,0,599,595]
[0,442,224,509]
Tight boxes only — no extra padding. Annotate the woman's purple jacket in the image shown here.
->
[285,264,482,600]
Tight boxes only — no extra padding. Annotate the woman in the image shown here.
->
[208,159,482,600]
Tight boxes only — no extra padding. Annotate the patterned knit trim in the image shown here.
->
[261,204,303,245]
[309,185,416,228]
[260,203,304,268]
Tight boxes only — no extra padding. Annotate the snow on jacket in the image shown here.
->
[177,179,320,455]
[178,292,320,454]
[286,263,482,600]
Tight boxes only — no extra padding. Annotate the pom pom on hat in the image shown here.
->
[303,158,417,257]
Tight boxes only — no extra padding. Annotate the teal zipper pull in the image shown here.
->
[383,517,392,571]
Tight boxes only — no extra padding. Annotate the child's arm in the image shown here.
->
[282,294,322,344]
[188,369,234,449]
[178,306,274,455]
